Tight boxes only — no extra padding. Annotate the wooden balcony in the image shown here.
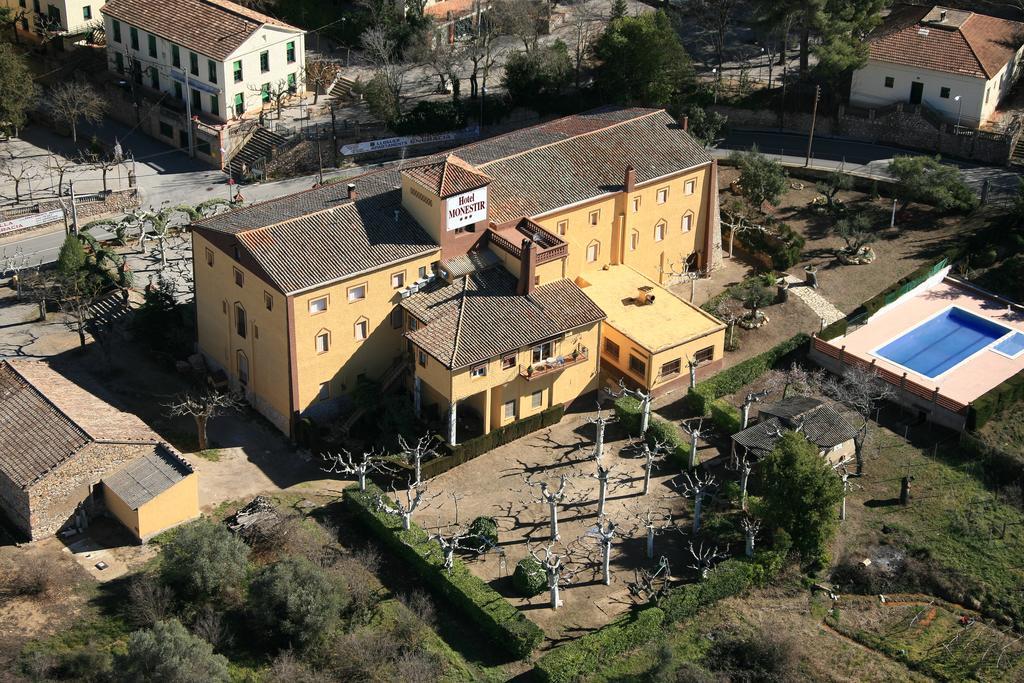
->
[520,347,589,381]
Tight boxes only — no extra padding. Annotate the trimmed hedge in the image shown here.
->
[513,557,546,597]
[344,483,544,659]
[819,317,848,341]
[709,399,742,435]
[534,608,666,683]
[846,258,948,324]
[613,396,691,467]
[418,405,564,479]
[534,551,787,683]
[966,368,1024,430]
[685,333,810,415]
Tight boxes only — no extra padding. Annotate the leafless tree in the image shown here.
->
[606,378,652,436]
[377,479,437,531]
[491,0,545,53]
[523,472,572,541]
[589,517,618,585]
[721,196,770,258]
[398,433,440,487]
[688,540,727,580]
[0,158,40,203]
[464,17,501,99]
[413,32,462,95]
[165,390,243,451]
[249,78,293,119]
[693,0,741,78]
[629,504,673,559]
[77,150,122,193]
[588,407,615,461]
[680,471,716,534]
[661,252,702,303]
[568,2,602,87]
[361,26,407,112]
[741,516,761,557]
[631,437,668,496]
[428,526,473,574]
[47,275,104,348]
[832,456,859,522]
[323,448,395,491]
[629,555,672,604]
[1,247,41,300]
[740,389,770,429]
[45,82,106,143]
[304,59,339,105]
[47,152,75,197]
[729,448,757,512]
[821,365,894,474]
[525,543,581,609]
[681,417,704,470]
[762,362,825,401]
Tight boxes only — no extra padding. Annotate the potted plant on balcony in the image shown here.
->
[526,364,535,378]
[571,348,580,361]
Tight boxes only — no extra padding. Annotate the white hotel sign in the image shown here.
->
[445,187,487,231]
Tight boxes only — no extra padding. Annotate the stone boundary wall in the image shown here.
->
[0,189,140,239]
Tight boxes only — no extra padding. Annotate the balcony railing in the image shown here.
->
[520,347,589,381]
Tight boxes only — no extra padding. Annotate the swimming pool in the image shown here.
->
[873,307,1012,379]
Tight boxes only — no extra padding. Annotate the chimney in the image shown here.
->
[347,183,357,200]
[939,9,947,21]
[624,165,636,193]
[517,238,538,296]
[635,285,655,306]
[682,115,689,133]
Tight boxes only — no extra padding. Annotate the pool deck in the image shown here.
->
[833,279,1024,406]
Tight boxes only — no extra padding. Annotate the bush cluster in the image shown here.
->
[709,399,742,435]
[685,333,810,415]
[344,483,544,659]
[512,557,547,597]
[735,221,806,270]
[613,396,690,467]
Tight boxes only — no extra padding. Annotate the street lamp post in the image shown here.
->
[712,68,718,104]
[954,94,963,132]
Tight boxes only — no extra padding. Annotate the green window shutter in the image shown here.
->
[232,60,242,83]
[150,67,159,89]
[210,94,219,117]
[286,40,295,63]
[189,52,198,76]
[130,26,138,50]
[148,33,156,58]
[208,59,216,83]
[112,19,120,42]
[83,5,91,20]
[233,92,244,115]
[259,51,269,72]
[171,44,179,67]
[261,83,270,102]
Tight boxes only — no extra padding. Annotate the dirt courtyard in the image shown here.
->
[413,407,710,640]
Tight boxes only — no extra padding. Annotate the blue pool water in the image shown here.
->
[874,308,1011,378]
[994,331,1024,358]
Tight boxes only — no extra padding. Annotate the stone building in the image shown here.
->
[0,359,199,542]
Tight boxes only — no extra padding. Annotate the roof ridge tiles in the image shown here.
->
[449,275,471,366]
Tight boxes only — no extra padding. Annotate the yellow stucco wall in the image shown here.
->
[401,174,446,242]
[193,231,291,432]
[103,483,141,539]
[600,319,724,393]
[600,324,652,386]
[136,474,200,541]
[291,251,439,413]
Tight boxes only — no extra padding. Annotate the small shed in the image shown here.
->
[731,396,858,464]
[102,445,199,542]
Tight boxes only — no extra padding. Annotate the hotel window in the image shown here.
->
[237,351,249,385]
[588,209,599,226]
[260,50,270,72]
[171,44,180,67]
[208,59,217,84]
[630,230,639,251]
[632,197,641,212]
[603,338,620,359]
[503,400,516,420]
[471,363,487,378]
[233,60,243,83]
[532,340,555,363]
[657,187,668,204]
[418,350,427,367]
[661,359,681,377]
[654,222,666,242]
[286,40,296,63]
[391,271,405,288]
[264,291,273,311]
[940,87,951,99]
[315,330,330,353]
[112,19,121,42]
[883,76,894,88]
[318,381,330,401]
[354,318,369,341]
[695,346,714,364]
[501,353,516,370]
[148,34,157,58]
[629,354,646,377]
[309,296,327,314]
[348,283,367,302]
[682,212,693,233]
[557,220,568,235]
[586,241,599,263]
[531,390,543,408]
[684,179,696,195]
[233,268,244,287]
[235,304,246,338]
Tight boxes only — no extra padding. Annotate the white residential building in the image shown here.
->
[850,5,1024,128]
[1,0,103,43]
[100,0,304,160]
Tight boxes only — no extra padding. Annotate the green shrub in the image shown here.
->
[534,608,666,683]
[512,557,546,597]
[613,396,691,467]
[344,483,543,659]
[159,519,249,604]
[464,516,499,552]
[819,318,848,341]
[736,221,805,270]
[114,619,229,683]
[709,399,741,435]
[660,559,756,623]
[247,557,343,651]
[394,99,466,135]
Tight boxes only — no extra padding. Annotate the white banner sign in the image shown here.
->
[0,209,65,236]
[340,126,479,156]
[445,187,487,230]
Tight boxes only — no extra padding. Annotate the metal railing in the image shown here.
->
[520,347,589,381]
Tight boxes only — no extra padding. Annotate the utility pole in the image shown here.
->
[69,181,79,235]
[316,137,324,185]
[805,85,820,168]
[182,69,196,159]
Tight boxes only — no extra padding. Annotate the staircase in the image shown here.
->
[1011,136,1024,167]
[329,75,357,106]
[338,356,410,434]
[227,126,288,181]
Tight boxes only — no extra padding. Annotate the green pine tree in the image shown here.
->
[610,0,628,21]
[56,234,88,281]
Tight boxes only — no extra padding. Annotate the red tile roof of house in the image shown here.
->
[402,155,493,198]
[866,5,1024,79]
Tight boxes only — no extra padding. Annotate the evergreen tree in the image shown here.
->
[610,0,628,21]
[888,155,978,213]
[115,619,230,683]
[0,42,38,133]
[159,520,249,604]
[56,234,88,282]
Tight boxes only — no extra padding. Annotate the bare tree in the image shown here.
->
[629,555,672,604]
[77,150,122,193]
[523,472,571,541]
[762,362,824,401]
[694,0,741,79]
[323,448,395,491]
[429,526,473,574]
[590,518,618,585]
[249,78,293,119]
[361,26,408,116]
[661,252,702,303]
[568,2,602,87]
[606,378,652,436]
[821,365,894,474]
[631,437,668,496]
[629,504,673,559]
[491,0,545,53]
[681,417,704,470]
[46,82,106,143]
[47,274,104,348]
[729,448,757,512]
[688,540,727,580]
[1,247,41,301]
[304,58,339,105]
[741,516,760,557]
[413,32,462,95]
[740,389,770,429]
[525,543,580,609]
[721,197,770,259]
[166,390,242,451]
[0,158,40,203]
[464,17,501,99]
[398,433,440,487]
[376,479,436,531]
[832,456,858,522]
[680,471,716,534]
[47,152,75,197]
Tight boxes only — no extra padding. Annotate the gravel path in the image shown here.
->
[783,275,846,325]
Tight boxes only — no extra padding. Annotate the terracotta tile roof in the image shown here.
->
[101,0,300,62]
[195,107,711,292]
[732,398,858,457]
[866,5,1024,79]
[402,267,605,370]
[402,155,492,198]
[103,445,193,510]
[0,361,163,489]
[425,0,477,20]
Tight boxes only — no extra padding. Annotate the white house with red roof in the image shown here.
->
[850,5,1024,126]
